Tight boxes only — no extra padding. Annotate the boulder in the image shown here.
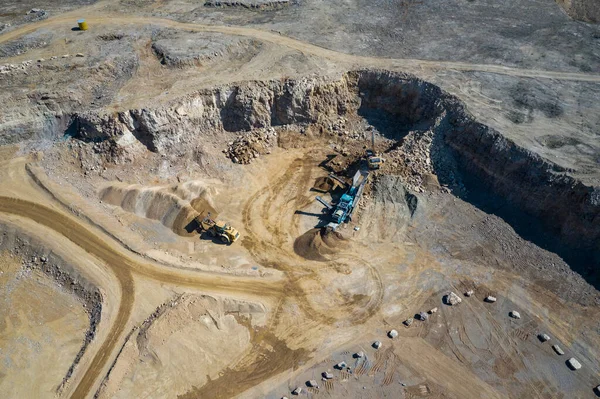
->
[552,345,564,355]
[372,341,382,349]
[446,292,462,305]
[388,329,398,338]
[538,333,551,342]
[509,311,521,319]
[566,357,582,370]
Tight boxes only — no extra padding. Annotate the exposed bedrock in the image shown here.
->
[22,69,600,278]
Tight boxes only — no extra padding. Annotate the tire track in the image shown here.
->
[241,157,384,326]
[1,12,599,83]
[0,196,283,398]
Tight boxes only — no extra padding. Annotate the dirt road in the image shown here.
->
[0,196,283,398]
[1,10,600,83]
[0,149,384,398]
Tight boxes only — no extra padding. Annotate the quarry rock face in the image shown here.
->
[6,69,600,267]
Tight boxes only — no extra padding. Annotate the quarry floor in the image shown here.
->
[1,140,599,399]
[1,1,600,398]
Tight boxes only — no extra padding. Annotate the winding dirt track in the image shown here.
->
[0,196,282,398]
[2,5,599,397]
[1,11,600,83]
[241,155,385,326]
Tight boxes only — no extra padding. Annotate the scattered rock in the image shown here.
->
[509,311,520,319]
[322,371,333,379]
[485,296,497,303]
[538,333,551,342]
[552,345,565,355]
[403,318,413,327]
[388,329,398,339]
[372,341,382,349]
[446,292,462,305]
[226,127,277,164]
[428,307,438,314]
[418,312,429,321]
[566,357,582,370]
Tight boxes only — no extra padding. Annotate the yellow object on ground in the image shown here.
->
[77,19,88,31]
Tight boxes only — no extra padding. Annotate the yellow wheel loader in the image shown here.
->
[196,215,240,245]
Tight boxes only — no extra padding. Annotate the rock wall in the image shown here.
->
[443,101,600,255]
[13,69,600,260]
[74,75,358,153]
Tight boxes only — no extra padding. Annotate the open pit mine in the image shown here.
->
[0,1,599,398]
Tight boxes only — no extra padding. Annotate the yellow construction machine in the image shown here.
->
[196,214,240,245]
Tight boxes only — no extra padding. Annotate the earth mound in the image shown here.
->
[293,227,349,261]
[99,181,217,236]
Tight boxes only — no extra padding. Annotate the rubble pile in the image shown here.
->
[0,60,33,74]
[323,117,367,141]
[0,54,85,75]
[225,128,277,164]
[26,9,48,20]
[204,0,290,10]
[376,116,461,193]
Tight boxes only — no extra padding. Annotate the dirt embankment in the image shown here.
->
[99,180,217,236]
[51,69,600,274]
[0,221,102,394]
[293,227,349,261]
[95,293,267,399]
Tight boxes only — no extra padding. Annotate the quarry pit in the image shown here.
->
[1,1,599,398]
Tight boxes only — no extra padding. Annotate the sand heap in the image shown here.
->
[293,227,349,261]
[99,180,217,236]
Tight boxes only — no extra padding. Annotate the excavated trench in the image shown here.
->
[68,69,599,287]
